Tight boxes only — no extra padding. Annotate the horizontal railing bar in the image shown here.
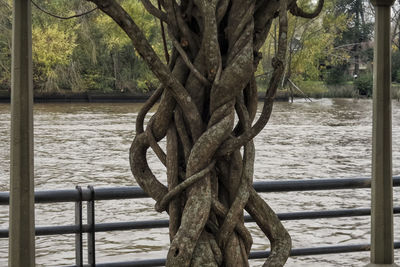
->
[254,177,371,192]
[252,241,400,258]
[0,187,148,204]
[62,242,400,267]
[1,207,399,238]
[0,176,399,205]
[274,207,400,221]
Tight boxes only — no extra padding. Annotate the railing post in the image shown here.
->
[87,186,96,266]
[368,0,398,265]
[9,0,35,266]
[75,186,83,267]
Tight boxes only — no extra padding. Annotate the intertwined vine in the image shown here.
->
[89,0,323,265]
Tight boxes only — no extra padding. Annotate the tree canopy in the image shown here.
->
[0,0,378,94]
[0,0,165,92]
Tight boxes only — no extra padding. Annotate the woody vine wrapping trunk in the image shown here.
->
[88,0,324,265]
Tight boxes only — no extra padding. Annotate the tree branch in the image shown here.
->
[169,33,210,86]
[90,0,204,139]
[218,0,288,156]
[141,0,168,22]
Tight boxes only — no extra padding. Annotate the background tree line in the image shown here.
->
[0,0,165,93]
[1,0,400,95]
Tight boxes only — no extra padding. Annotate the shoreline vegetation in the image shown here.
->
[279,81,400,100]
[3,0,400,105]
[1,81,399,103]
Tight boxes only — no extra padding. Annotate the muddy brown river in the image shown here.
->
[0,98,399,266]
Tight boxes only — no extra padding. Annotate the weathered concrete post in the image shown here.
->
[9,0,35,266]
[368,0,398,265]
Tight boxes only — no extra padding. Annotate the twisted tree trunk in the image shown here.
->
[89,0,323,265]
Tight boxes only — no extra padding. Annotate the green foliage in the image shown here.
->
[32,24,77,91]
[354,73,373,96]
[0,0,12,90]
[334,0,373,43]
[90,0,162,92]
[297,80,329,97]
[256,0,350,87]
[0,0,378,96]
[33,25,76,69]
[290,80,357,98]
[392,50,400,82]
[331,0,373,77]
[0,0,164,93]
[392,83,400,99]
[324,64,350,84]
[395,70,400,83]
[289,0,349,81]
[324,83,357,97]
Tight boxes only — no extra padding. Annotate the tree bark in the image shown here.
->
[88,0,324,265]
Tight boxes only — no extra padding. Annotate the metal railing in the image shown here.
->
[1,177,399,266]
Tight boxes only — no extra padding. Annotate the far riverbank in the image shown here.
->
[0,90,290,103]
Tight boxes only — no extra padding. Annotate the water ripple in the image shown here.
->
[0,99,399,266]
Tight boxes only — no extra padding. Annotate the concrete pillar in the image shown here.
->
[368,0,398,266]
[9,0,35,266]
